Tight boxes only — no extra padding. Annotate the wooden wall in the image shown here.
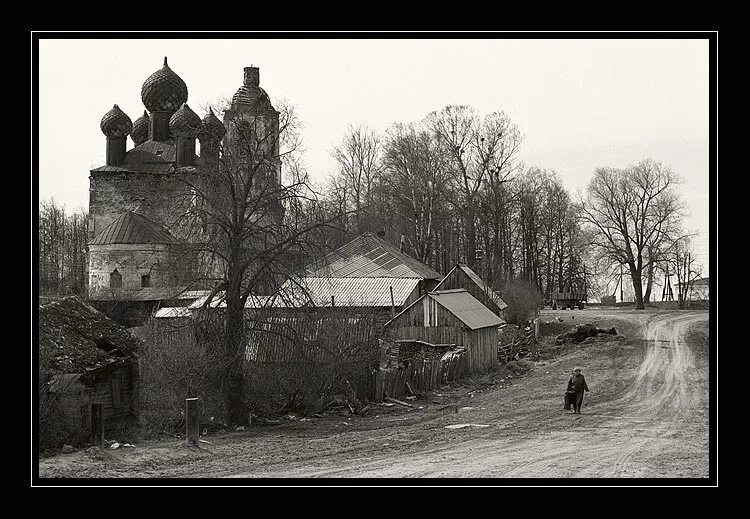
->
[91,361,135,422]
[437,267,503,317]
[387,296,498,374]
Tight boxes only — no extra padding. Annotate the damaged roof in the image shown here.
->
[90,140,199,175]
[306,233,442,280]
[39,296,141,375]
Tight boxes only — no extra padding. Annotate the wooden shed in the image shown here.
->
[434,264,508,320]
[384,289,505,374]
[39,296,142,425]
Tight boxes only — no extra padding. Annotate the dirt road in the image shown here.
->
[38,309,711,480]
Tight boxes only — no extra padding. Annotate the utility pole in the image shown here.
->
[620,264,624,303]
[662,266,674,302]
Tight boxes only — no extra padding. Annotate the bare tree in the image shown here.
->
[330,123,382,234]
[381,122,450,264]
[578,159,684,309]
[173,100,349,425]
[39,199,89,299]
[671,237,703,309]
[427,106,522,268]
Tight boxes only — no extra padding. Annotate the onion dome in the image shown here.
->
[100,104,133,137]
[141,57,188,112]
[200,108,226,140]
[169,103,201,136]
[131,110,150,145]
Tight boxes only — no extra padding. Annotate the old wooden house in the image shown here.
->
[39,296,142,425]
[433,264,508,320]
[384,288,505,374]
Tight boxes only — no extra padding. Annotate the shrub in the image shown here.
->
[501,278,544,324]
[243,312,379,416]
[136,317,227,437]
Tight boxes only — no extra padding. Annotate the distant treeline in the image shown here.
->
[306,105,588,300]
[38,199,89,299]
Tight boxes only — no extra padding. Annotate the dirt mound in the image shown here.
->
[556,323,617,344]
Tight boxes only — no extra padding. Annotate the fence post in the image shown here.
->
[186,398,199,445]
[91,402,104,448]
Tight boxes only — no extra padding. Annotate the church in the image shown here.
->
[87,58,282,323]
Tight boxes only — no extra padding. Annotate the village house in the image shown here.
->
[384,288,504,374]
[39,297,141,428]
[678,276,710,301]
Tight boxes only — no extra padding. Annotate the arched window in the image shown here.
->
[110,269,122,289]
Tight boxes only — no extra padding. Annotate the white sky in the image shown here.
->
[37,37,712,274]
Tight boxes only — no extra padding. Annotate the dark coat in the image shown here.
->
[567,374,589,394]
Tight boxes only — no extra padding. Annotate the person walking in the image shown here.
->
[567,367,590,414]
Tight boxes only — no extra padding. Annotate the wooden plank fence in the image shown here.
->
[371,350,467,402]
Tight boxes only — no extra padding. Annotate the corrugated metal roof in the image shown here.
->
[188,292,280,310]
[89,211,176,245]
[280,277,419,307]
[188,278,418,310]
[428,289,505,330]
[307,233,442,280]
[154,307,192,318]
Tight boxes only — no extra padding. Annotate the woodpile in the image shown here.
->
[497,324,537,363]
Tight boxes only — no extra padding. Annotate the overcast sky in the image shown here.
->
[37,37,711,274]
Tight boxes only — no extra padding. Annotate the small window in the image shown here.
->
[110,269,122,289]
[155,150,163,157]
[141,274,151,287]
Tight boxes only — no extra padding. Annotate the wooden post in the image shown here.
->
[389,286,395,319]
[186,398,199,445]
[331,295,335,307]
[91,402,104,448]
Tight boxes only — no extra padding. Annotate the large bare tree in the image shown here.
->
[579,159,684,309]
[175,100,347,425]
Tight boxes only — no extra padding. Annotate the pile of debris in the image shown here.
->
[498,324,537,362]
[555,323,617,345]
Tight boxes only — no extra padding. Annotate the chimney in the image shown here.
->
[244,66,260,87]
[400,234,406,253]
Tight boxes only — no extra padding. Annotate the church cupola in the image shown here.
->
[231,66,273,112]
[100,104,132,166]
[198,108,225,167]
[169,103,200,167]
[131,110,149,146]
[141,57,188,142]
